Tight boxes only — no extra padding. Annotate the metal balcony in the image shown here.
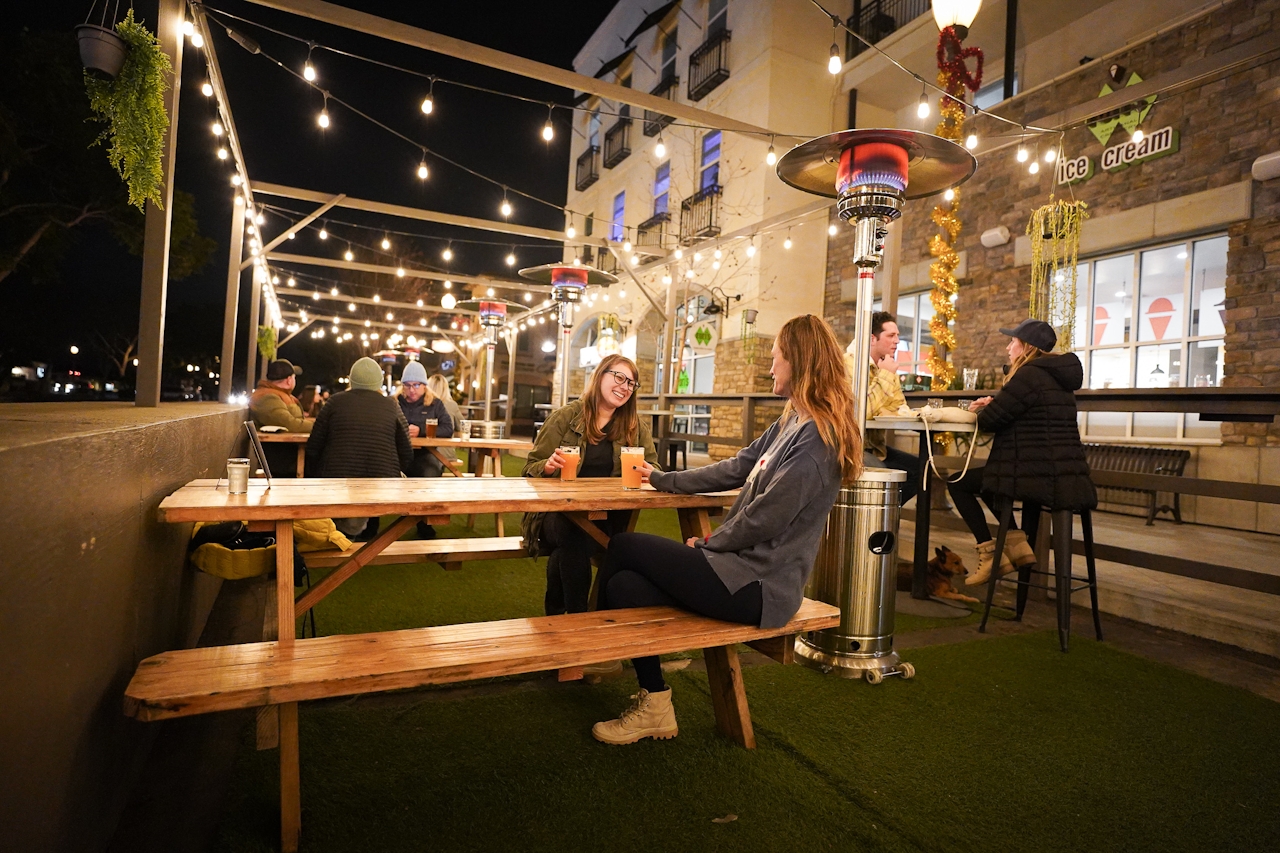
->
[846,0,930,60]
[636,211,671,254]
[688,30,731,102]
[575,146,600,191]
[643,75,679,137]
[679,184,722,244]
[602,117,632,169]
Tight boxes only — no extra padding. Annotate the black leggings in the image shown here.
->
[946,467,1042,545]
[601,532,763,693]
[540,511,630,615]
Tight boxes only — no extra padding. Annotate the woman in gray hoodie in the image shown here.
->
[591,315,863,746]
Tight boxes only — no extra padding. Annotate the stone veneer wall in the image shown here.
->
[707,335,780,461]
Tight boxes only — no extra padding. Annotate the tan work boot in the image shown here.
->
[1003,529,1037,568]
[582,659,623,683]
[591,688,678,745]
[965,540,1015,586]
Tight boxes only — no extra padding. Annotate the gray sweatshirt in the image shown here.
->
[650,414,842,628]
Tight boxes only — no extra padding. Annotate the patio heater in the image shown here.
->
[455,297,524,440]
[776,129,975,681]
[518,263,618,405]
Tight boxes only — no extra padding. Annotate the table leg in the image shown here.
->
[296,446,305,478]
[911,431,931,600]
[294,516,418,617]
[276,520,295,646]
[257,579,280,750]
[491,449,502,476]
[677,507,712,542]
[279,701,301,852]
[430,447,463,477]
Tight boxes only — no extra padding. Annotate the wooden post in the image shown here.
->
[220,199,245,402]
[703,645,755,748]
[134,0,184,407]
[278,701,301,852]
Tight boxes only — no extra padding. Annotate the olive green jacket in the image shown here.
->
[519,399,661,557]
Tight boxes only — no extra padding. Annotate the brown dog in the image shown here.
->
[896,546,980,603]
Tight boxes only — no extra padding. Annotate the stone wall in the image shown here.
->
[708,335,779,461]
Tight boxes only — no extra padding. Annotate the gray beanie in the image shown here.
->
[349,357,384,392]
[401,360,428,385]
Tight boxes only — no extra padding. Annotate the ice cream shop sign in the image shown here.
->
[1056,125,1180,186]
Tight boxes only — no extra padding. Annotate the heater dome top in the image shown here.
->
[453,298,527,314]
[517,263,618,286]
[776,128,975,200]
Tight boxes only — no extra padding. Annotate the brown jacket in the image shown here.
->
[249,383,312,433]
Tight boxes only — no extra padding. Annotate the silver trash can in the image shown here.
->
[795,469,915,684]
[468,420,506,440]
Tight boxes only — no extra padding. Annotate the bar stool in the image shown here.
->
[666,440,687,471]
[979,497,1103,651]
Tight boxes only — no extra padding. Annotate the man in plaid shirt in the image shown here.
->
[858,311,921,507]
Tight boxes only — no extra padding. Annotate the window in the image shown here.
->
[661,27,678,79]
[700,130,721,191]
[584,213,593,237]
[972,75,1017,111]
[656,294,716,451]
[588,111,601,148]
[873,292,935,380]
[1071,235,1227,440]
[654,162,671,216]
[707,0,728,35]
[610,191,626,242]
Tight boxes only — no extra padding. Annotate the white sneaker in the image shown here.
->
[591,688,678,745]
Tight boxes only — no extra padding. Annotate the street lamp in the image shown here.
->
[932,0,982,39]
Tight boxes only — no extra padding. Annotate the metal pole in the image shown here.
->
[245,263,262,388]
[219,199,245,402]
[134,0,184,407]
[483,341,495,421]
[504,330,517,435]
[850,268,875,431]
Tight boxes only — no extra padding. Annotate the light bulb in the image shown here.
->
[619,289,626,298]
[230,174,242,187]
[330,287,338,295]
[713,248,722,259]
[317,109,330,129]
[303,63,316,82]
[765,145,776,166]
[966,133,978,149]
[500,199,512,217]
[348,303,356,311]
[443,281,452,289]
[217,147,228,160]
[386,312,394,320]
[506,252,516,266]
[917,92,930,119]
[542,122,554,141]
[381,237,391,250]
[784,236,793,250]
[1044,148,1058,163]
[442,247,453,262]
[828,44,842,75]
[373,294,380,302]
[441,293,457,310]
[566,224,576,239]
[674,248,684,259]
[486,288,495,297]
[623,239,633,253]
[746,243,756,257]
[344,248,354,261]
[212,122,223,136]
[685,269,695,279]
[421,95,433,115]
[524,293,533,302]
[1029,160,1040,175]
[944,188,955,201]
[712,260,721,270]
[654,136,666,158]
[312,291,320,300]
[191,32,204,49]
[287,278,296,287]
[318,228,328,240]
[1132,128,1144,143]
[662,274,672,285]
[828,223,838,236]
[397,267,406,277]
[182,19,194,36]
[1016,145,1028,163]
[631,254,640,266]
[417,162,429,179]
[255,214,264,225]
[693,252,702,262]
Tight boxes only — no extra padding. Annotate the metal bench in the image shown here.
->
[1084,443,1191,525]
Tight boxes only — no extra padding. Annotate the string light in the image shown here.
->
[318,225,328,240]
[287,278,296,287]
[396,266,406,277]
[828,223,838,236]
[827,19,842,75]
[619,288,626,298]
[1016,128,1028,162]
[201,81,213,97]
[217,147,228,160]
[348,303,356,311]
[965,132,978,149]
[746,239,756,257]
[417,158,429,180]
[420,78,435,115]
[330,286,339,295]
[1132,127,1145,144]
[542,104,555,141]
[674,248,684,260]
[441,293,457,309]
[524,292,533,302]
[381,235,391,250]
[506,249,517,266]
[344,245,354,261]
[765,136,777,166]
[944,188,955,201]
[500,190,512,218]
[1044,147,1058,163]
[442,244,453,262]
[713,248,722,259]
[693,251,702,262]
[255,214,264,225]
[487,288,495,297]
[917,85,930,119]
[1029,160,1040,175]
[211,121,223,136]
[654,134,666,158]
[784,232,793,250]
[443,280,452,289]
[191,31,204,49]
[373,294,381,302]
[303,61,316,82]
[317,95,330,129]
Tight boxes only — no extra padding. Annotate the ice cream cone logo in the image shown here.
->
[1093,306,1109,346]
[1147,297,1174,340]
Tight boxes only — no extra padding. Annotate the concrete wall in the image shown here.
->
[0,403,246,852]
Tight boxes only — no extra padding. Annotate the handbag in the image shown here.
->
[897,405,982,487]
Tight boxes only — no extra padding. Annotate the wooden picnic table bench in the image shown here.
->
[125,600,839,851]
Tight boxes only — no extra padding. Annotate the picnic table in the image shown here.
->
[867,416,978,601]
[256,432,533,478]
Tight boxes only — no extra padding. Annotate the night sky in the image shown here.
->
[6,0,618,388]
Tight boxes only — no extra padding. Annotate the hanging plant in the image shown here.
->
[1027,199,1089,351]
[84,9,171,211]
[257,325,278,362]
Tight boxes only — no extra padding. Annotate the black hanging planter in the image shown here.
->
[77,23,128,79]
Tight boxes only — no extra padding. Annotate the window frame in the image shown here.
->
[610,191,626,242]
[699,130,722,191]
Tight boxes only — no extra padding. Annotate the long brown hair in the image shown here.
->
[580,353,640,444]
[1007,342,1046,380]
[777,314,863,483]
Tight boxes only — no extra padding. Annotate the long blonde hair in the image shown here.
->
[777,314,863,483]
[1007,343,1046,380]
[580,354,640,445]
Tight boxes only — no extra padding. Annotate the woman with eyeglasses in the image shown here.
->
[521,354,660,622]
[589,314,862,745]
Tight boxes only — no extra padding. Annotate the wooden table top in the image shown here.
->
[158,477,737,522]
[256,432,533,451]
[867,417,977,432]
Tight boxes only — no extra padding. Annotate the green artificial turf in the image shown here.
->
[212,631,1280,852]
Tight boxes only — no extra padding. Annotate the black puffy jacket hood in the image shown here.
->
[1024,352,1084,393]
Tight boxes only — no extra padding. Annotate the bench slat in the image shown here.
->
[303,536,528,569]
[124,600,841,721]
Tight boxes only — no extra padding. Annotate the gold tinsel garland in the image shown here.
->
[925,67,966,388]
[1027,199,1089,351]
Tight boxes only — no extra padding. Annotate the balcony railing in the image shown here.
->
[636,211,671,253]
[679,184,722,244]
[846,0,930,60]
[688,30,731,102]
[643,75,679,136]
[575,145,600,191]
[602,117,632,169]
[596,249,620,274]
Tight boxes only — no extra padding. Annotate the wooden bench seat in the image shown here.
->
[124,599,840,850]
[302,536,528,571]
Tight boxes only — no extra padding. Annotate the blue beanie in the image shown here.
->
[349,357,384,392]
[401,361,428,385]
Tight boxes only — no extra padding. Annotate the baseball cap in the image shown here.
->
[998,319,1057,352]
[266,359,302,380]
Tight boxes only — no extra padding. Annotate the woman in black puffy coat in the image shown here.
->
[948,319,1096,586]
